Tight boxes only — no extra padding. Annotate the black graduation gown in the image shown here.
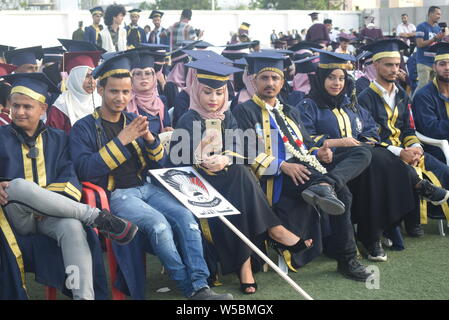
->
[170,109,282,275]
[163,81,180,110]
[172,90,190,127]
[299,97,418,246]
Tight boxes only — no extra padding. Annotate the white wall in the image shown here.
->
[0,10,362,49]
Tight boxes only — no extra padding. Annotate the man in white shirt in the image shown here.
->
[100,4,127,53]
[396,13,416,46]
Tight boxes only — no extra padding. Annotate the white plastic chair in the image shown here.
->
[415,131,449,236]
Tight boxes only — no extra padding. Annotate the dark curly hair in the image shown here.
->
[104,4,126,27]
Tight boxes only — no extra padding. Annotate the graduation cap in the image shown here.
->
[293,55,318,74]
[129,49,167,70]
[42,46,65,64]
[233,58,248,69]
[311,48,355,70]
[428,42,449,63]
[221,42,253,60]
[5,46,43,66]
[245,51,286,76]
[288,41,323,53]
[149,10,164,19]
[181,40,213,49]
[356,50,373,63]
[183,49,233,64]
[58,39,105,54]
[338,33,355,43]
[323,19,332,25]
[92,51,133,81]
[139,43,170,52]
[63,51,102,74]
[309,12,319,19]
[90,6,104,16]
[262,49,295,58]
[3,72,60,104]
[0,45,16,60]
[42,62,62,86]
[128,9,142,16]
[185,59,242,89]
[240,22,250,29]
[169,40,201,64]
[360,39,408,62]
[0,63,17,77]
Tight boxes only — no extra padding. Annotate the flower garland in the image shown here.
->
[275,106,327,174]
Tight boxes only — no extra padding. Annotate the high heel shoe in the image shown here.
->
[236,272,257,295]
[269,237,314,254]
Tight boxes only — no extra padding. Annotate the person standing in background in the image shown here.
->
[149,10,170,46]
[415,6,444,93]
[72,21,85,41]
[84,6,104,47]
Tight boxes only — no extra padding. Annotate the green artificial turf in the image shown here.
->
[24,219,449,300]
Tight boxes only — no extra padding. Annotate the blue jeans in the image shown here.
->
[110,181,210,297]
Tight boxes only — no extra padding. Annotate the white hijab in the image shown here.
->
[53,66,101,125]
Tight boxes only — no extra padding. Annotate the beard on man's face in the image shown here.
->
[437,74,449,83]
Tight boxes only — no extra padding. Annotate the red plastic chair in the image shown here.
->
[81,182,126,300]
[45,183,126,300]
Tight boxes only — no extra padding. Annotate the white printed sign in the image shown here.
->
[149,167,241,219]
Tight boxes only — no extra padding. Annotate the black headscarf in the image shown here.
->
[308,67,357,111]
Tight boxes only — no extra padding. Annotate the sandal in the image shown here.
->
[269,237,314,255]
[236,271,258,295]
[240,282,258,295]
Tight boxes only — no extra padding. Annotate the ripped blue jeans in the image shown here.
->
[110,181,210,297]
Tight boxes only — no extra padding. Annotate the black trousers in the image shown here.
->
[282,146,372,262]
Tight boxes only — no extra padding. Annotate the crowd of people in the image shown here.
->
[1,4,449,300]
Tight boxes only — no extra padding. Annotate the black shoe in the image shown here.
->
[416,179,449,205]
[189,287,233,300]
[268,237,314,255]
[94,209,138,245]
[337,258,373,282]
[302,184,345,215]
[404,223,425,238]
[366,241,387,262]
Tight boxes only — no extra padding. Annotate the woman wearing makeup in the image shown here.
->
[170,60,313,295]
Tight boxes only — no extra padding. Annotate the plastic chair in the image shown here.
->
[81,182,126,300]
[45,187,98,299]
[45,183,126,300]
[415,131,449,236]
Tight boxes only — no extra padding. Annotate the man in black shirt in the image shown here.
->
[70,51,233,300]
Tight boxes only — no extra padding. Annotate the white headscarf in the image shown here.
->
[53,66,101,125]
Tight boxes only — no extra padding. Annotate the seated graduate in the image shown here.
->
[221,42,252,108]
[170,59,313,294]
[0,72,138,300]
[287,41,322,102]
[299,49,449,261]
[0,62,16,126]
[4,46,43,74]
[358,39,449,235]
[138,43,171,95]
[127,47,172,134]
[354,51,376,96]
[69,51,233,300]
[164,47,190,111]
[171,49,235,127]
[232,51,374,282]
[47,40,103,133]
[412,42,449,163]
[288,53,318,108]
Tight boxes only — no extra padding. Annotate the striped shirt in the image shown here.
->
[169,19,196,50]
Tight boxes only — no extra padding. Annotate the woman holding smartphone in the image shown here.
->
[170,60,313,295]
